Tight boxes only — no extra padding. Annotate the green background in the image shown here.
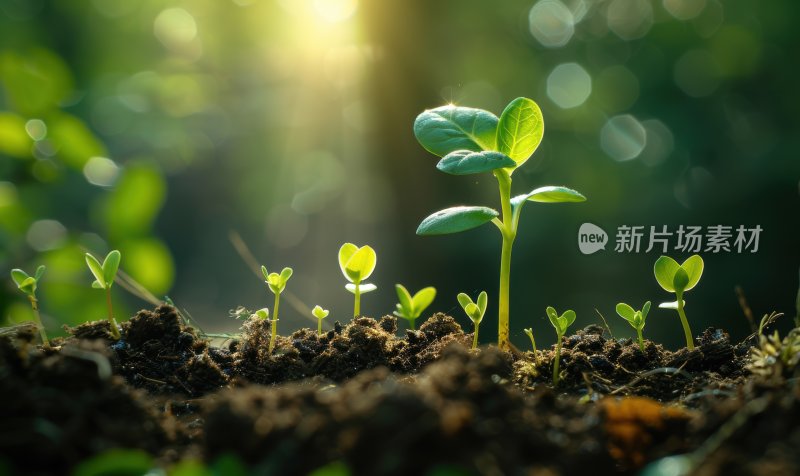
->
[1,0,798,349]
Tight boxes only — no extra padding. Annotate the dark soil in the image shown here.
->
[1,304,798,475]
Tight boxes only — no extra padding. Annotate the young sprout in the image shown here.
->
[394,284,436,330]
[414,98,586,350]
[615,301,651,351]
[457,291,487,349]
[254,308,269,320]
[312,305,329,334]
[523,328,538,362]
[654,254,704,350]
[261,265,293,353]
[338,243,377,317]
[546,306,576,386]
[10,265,49,346]
[85,250,122,339]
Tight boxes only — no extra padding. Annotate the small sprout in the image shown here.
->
[261,265,293,353]
[394,284,437,330]
[10,265,49,346]
[338,243,377,317]
[457,291,487,349]
[312,305,329,334]
[615,301,651,351]
[253,308,269,320]
[85,250,122,339]
[748,313,800,379]
[546,306,576,386]
[523,328,538,363]
[654,254,704,350]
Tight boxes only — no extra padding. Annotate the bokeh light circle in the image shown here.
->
[600,114,647,161]
[546,63,592,109]
[529,0,575,48]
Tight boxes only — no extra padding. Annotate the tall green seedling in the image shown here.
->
[654,255,704,350]
[615,301,651,351]
[338,243,377,317]
[413,98,586,350]
[85,250,122,339]
[10,265,49,346]
[457,291,487,349]
[547,306,576,386]
[394,284,436,330]
[261,265,293,353]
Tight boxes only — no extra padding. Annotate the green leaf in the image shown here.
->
[680,255,704,292]
[411,287,436,317]
[616,303,636,322]
[513,186,587,204]
[654,256,681,292]
[280,267,293,282]
[457,293,472,310]
[642,301,651,319]
[261,265,270,280]
[396,284,413,313]
[464,302,480,321]
[436,150,516,175]
[102,250,121,289]
[312,305,329,319]
[71,448,154,476]
[34,265,46,282]
[92,280,104,289]
[344,245,376,283]
[496,97,544,168]
[338,243,358,279]
[85,253,106,288]
[416,206,499,235]
[477,291,488,315]
[546,306,559,329]
[255,308,269,320]
[10,269,29,287]
[673,267,690,294]
[413,105,499,157]
[18,277,37,295]
[562,310,576,328]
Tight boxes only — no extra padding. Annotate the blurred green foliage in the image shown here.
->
[1,0,798,347]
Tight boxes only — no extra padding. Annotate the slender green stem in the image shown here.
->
[409,318,416,330]
[676,292,694,350]
[353,283,361,317]
[526,332,538,364]
[553,333,563,386]
[105,288,120,339]
[28,295,49,347]
[318,318,322,334]
[637,328,644,351]
[472,322,479,349]
[494,170,516,351]
[269,293,280,353]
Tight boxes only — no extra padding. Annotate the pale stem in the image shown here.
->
[353,283,361,318]
[637,328,644,351]
[676,292,695,350]
[553,333,563,386]
[318,318,322,335]
[472,322,479,349]
[28,295,50,347]
[269,293,280,353]
[106,288,120,339]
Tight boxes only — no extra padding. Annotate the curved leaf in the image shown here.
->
[280,267,293,282]
[11,269,28,287]
[654,256,680,292]
[346,283,377,293]
[411,286,436,316]
[562,310,577,328]
[344,245,377,283]
[312,305,329,319]
[457,293,473,310]
[436,150,516,175]
[514,186,587,204]
[261,265,269,280]
[642,301,651,319]
[338,243,358,278]
[416,206,499,235]
[659,300,684,310]
[102,250,121,288]
[616,303,636,321]
[413,105,499,157]
[546,306,559,329]
[673,267,690,294]
[34,265,46,282]
[477,291,488,315]
[496,97,544,168]
[680,255,704,292]
[85,253,106,288]
[396,284,413,313]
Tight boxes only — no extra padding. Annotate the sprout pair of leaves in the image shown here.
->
[616,301,651,351]
[654,254,704,350]
[546,306,576,386]
[254,308,270,320]
[312,305,329,334]
[261,266,293,295]
[458,291,488,349]
[338,243,377,317]
[11,265,49,346]
[86,250,121,291]
[394,285,436,330]
[86,250,122,339]
[413,97,586,351]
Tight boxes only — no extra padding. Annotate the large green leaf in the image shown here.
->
[680,255,704,292]
[436,150,516,175]
[416,206,498,235]
[654,256,681,292]
[413,105,499,157]
[496,97,544,168]
[616,303,635,322]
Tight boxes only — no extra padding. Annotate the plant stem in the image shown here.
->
[495,170,515,351]
[28,295,49,347]
[553,333,563,386]
[472,322,479,349]
[527,332,538,364]
[676,292,694,350]
[409,318,416,330]
[318,318,322,334]
[269,293,280,353]
[637,328,644,351]
[353,283,361,317]
[105,288,120,339]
